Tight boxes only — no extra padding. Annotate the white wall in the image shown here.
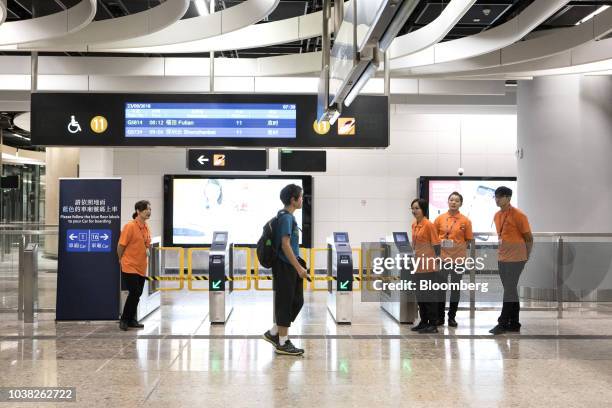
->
[111,105,517,247]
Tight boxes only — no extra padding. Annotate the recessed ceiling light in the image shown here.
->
[473,18,481,22]
[575,5,610,25]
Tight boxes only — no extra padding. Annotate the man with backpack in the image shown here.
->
[261,184,308,356]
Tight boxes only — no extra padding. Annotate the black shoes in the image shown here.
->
[119,320,143,330]
[448,317,458,327]
[263,330,280,347]
[489,324,506,335]
[490,322,521,335]
[275,340,304,356]
[411,321,428,332]
[128,320,144,328]
[418,325,439,334]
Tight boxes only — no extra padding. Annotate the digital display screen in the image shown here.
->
[424,178,518,241]
[213,233,227,243]
[334,232,348,243]
[125,103,297,138]
[169,177,308,245]
[393,233,408,243]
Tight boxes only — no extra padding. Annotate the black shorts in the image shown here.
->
[272,259,304,327]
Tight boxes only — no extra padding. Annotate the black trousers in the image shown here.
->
[121,272,145,323]
[416,272,440,325]
[498,261,526,325]
[438,266,463,320]
[272,259,304,327]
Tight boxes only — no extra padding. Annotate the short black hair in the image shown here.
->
[411,198,429,218]
[448,191,463,203]
[280,184,303,206]
[495,186,513,197]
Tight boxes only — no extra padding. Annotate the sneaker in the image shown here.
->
[263,330,280,347]
[411,321,428,332]
[418,325,439,334]
[448,317,458,327]
[128,320,144,328]
[489,324,506,335]
[119,320,128,331]
[435,319,444,326]
[275,340,304,356]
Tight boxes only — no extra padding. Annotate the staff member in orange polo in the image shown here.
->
[410,198,442,334]
[117,200,152,331]
[434,192,474,327]
[489,186,533,335]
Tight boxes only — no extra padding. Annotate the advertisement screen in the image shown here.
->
[166,176,312,246]
[422,177,518,241]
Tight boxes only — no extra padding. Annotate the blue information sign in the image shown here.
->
[56,179,121,320]
[66,229,112,252]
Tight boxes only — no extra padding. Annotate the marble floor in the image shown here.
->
[2,291,612,407]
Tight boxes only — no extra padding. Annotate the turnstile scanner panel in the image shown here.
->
[327,232,353,324]
[209,231,233,323]
[380,232,418,324]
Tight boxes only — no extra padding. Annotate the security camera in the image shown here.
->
[483,8,491,16]
[457,167,465,176]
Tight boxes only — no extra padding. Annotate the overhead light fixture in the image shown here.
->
[194,0,210,16]
[575,5,610,25]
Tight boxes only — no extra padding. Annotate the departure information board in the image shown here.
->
[125,103,296,138]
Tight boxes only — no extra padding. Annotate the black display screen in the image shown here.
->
[31,93,389,148]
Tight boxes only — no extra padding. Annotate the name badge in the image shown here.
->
[441,239,454,248]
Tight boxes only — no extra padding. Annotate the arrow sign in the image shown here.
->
[69,234,77,240]
[212,280,222,290]
[101,234,109,240]
[197,155,209,165]
[340,280,349,290]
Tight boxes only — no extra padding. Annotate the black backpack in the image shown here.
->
[256,210,292,268]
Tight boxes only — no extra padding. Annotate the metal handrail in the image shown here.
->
[473,231,612,237]
[0,230,58,236]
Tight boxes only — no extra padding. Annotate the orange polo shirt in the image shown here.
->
[434,211,473,261]
[119,219,151,276]
[411,218,441,273]
[494,206,531,262]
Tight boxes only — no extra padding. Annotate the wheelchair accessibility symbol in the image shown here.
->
[67,115,82,134]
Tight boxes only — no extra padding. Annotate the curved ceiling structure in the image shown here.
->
[389,0,476,59]
[16,0,190,52]
[391,0,570,71]
[0,0,6,27]
[98,3,318,54]
[0,0,96,46]
[91,0,280,51]
[402,6,612,77]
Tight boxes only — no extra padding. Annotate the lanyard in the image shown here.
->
[135,221,150,249]
[498,208,512,236]
[445,216,458,239]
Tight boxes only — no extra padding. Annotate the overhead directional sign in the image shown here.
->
[187,149,267,171]
[66,229,112,252]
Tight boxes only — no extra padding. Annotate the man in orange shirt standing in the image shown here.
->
[434,192,474,328]
[117,200,152,331]
[489,187,533,335]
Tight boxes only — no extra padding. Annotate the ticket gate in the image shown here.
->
[209,231,233,324]
[327,232,353,324]
[380,232,418,324]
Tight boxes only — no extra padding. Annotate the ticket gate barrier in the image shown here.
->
[209,231,233,324]
[327,232,353,324]
[379,232,418,324]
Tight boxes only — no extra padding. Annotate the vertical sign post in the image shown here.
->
[56,178,122,320]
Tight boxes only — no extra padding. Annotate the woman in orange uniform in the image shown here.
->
[410,198,441,334]
[117,200,152,331]
[434,192,474,327]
